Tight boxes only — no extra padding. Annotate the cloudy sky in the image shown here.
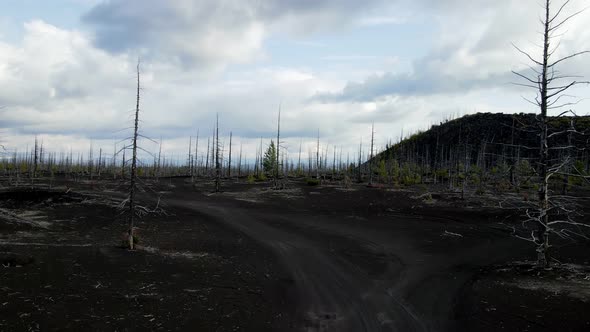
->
[1,0,590,164]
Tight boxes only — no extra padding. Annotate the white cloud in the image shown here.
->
[81,0,389,69]
[316,0,590,105]
[2,0,590,165]
[0,20,361,159]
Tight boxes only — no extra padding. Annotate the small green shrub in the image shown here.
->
[306,178,320,186]
[120,233,140,248]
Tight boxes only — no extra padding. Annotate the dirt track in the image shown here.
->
[1,178,589,331]
[163,184,527,331]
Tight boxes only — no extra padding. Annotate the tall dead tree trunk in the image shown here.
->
[198,129,199,182]
[205,137,210,176]
[228,131,232,178]
[316,130,320,180]
[537,1,551,266]
[32,136,39,185]
[98,148,102,177]
[121,148,126,179]
[513,0,589,266]
[562,120,573,195]
[275,107,281,188]
[369,123,375,185]
[238,143,242,178]
[297,140,302,174]
[358,137,363,183]
[39,140,44,175]
[88,142,94,180]
[156,138,162,180]
[188,136,193,177]
[128,59,141,250]
[215,114,221,192]
[112,143,117,180]
[332,146,336,180]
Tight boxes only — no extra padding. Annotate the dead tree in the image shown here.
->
[297,139,302,174]
[112,143,117,180]
[97,148,102,178]
[369,123,375,185]
[357,137,363,183]
[188,136,193,177]
[112,60,165,249]
[121,142,126,179]
[198,129,199,183]
[126,60,143,250]
[228,131,232,178]
[215,114,221,192]
[88,142,94,180]
[32,136,39,185]
[275,107,281,188]
[39,139,44,175]
[238,143,243,177]
[331,146,336,180]
[205,137,210,175]
[156,137,162,180]
[512,0,589,266]
[316,129,320,179]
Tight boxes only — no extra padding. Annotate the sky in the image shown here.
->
[1,0,590,165]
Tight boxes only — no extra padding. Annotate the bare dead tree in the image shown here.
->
[316,129,320,180]
[297,139,302,174]
[332,145,336,180]
[126,60,142,250]
[111,59,163,249]
[205,136,210,176]
[215,114,221,192]
[275,106,281,188]
[97,148,102,178]
[228,131,232,178]
[39,139,44,174]
[238,142,243,177]
[512,0,590,266]
[198,129,199,183]
[32,135,39,185]
[188,136,193,177]
[369,123,375,185]
[88,142,94,180]
[156,137,162,180]
[358,137,363,183]
[112,143,117,180]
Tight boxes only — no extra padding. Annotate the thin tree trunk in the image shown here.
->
[188,136,192,177]
[297,140,302,174]
[275,107,281,187]
[369,123,375,185]
[228,131,232,178]
[128,59,141,250]
[535,0,551,267]
[316,130,320,180]
[215,114,221,192]
[198,129,199,183]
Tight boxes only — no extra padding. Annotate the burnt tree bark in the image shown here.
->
[128,59,141,250]
[228,131,232,178]
[215,114,221,192]
[369,123,375,185]
[275,107,281,188]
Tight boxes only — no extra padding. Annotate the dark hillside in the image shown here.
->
[368,113,590,190]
